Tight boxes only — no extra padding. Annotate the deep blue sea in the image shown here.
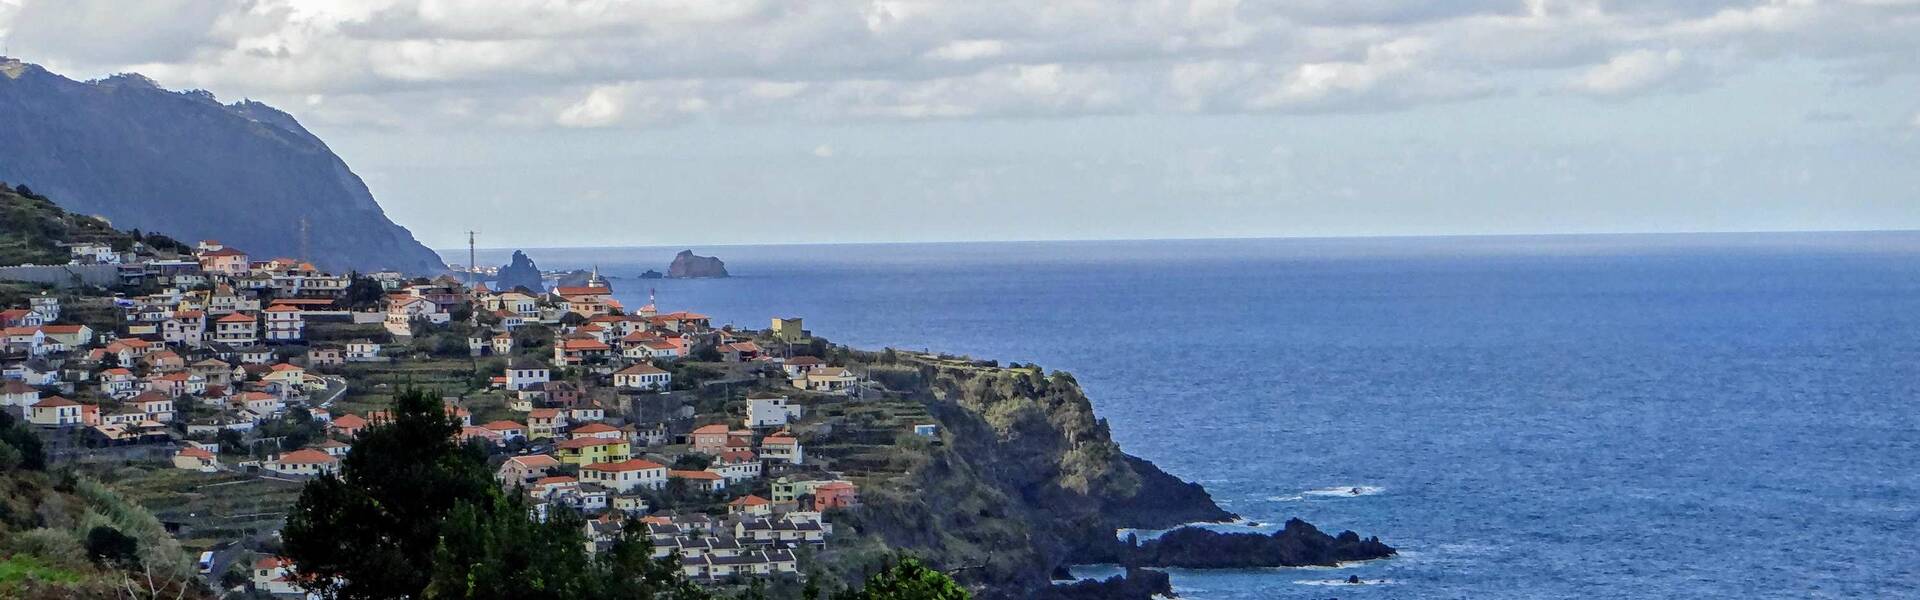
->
[449,233,1920,599]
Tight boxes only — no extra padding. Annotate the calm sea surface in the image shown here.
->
[449,233,1920,598]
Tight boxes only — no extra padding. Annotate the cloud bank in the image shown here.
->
[3,0,1916,129]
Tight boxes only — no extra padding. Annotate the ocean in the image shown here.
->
[449,233,1920,598]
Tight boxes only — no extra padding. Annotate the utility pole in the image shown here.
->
[465,230,479,286]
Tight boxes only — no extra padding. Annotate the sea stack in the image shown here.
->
[494,250,545,292]
[667,250,729,278]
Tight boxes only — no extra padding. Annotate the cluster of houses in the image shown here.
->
[0,241,372,449]
[7,246,896,591]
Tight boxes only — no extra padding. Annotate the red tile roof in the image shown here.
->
[582,459,665,472]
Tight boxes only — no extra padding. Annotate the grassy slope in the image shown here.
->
[0,184,137,267]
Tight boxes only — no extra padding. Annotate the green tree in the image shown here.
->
[282,388,495,599]
[0,409,45,470]
[282,388,714,600]
[340,273,387,311]
[834,557,969,600]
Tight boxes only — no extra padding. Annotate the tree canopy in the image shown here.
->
[281,388,968,600]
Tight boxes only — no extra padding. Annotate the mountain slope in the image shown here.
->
[0,57,444,274]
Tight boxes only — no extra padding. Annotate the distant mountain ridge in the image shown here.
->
[0,57,445,274]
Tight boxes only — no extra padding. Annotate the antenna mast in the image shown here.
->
[465,230,479,285]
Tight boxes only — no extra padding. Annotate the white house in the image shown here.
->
[263,304,305,342]
[745,393,803,429]
[506,359,550,390]
[345,340,383,362]
[265,449,339,476]
[612,363,671,391]
[213,312,259,345]
[579,459,669,493]
[760,433,803,465]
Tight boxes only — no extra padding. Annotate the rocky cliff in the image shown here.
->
[666,250,728,278]
[0,58,445,274]
[810,353,1237,598]
[493,250,544,292]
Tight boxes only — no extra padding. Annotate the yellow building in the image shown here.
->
[555,437,632,466]
[771,317,806,342]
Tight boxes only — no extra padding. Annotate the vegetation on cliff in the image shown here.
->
[0,411,204,599]
[795,350,1234,599]
[0,182,190,267]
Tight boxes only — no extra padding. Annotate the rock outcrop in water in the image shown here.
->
[666,250,728,278]
[493,251,544,292]
[0,58,445,274]
[1122,518,1396,568]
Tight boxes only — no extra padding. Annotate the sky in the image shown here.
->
[1,0,1917,249]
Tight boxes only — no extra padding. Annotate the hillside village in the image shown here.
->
[0,235,920,595]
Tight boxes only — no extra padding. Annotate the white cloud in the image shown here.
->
[555,85,626,128]
[1,0,1916,128]
[811,144,835,158]
[1564,49,1693,97]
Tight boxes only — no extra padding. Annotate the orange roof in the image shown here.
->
[532,475,576,487]
[529,408,560,419]
[177,447,215,459]
[270,363,304,372]
[507,454,561,468]
[762,434,798,446]
[582,459,665,472]
[264,304,301,313]
[255,556,291,570]
[615,363,667,375]
[483,420,525,431]
[816,481,856,491]
[669,470,722,481]
[730,495,770,506]
[39,324,87,334]
[332,414,367,428]
[275,449,337,465]
[201,248,247,258]
[131,391,171,403]
[572,423,618,434]
[786,356,825,366]
[32,396,79,408]
[559,339,610,351]
[217,313,256,323]
[103,368,134,377]
[691,424,729,435]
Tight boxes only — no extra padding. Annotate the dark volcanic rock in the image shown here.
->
[0,58,445,274]
[1126,518,1395,569]
[638,269,664,279]
[1105,455,1236,529]
[494,251,544,292]
[666,250,728,278]
[1037,568,1172,600]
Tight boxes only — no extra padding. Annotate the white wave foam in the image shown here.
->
[1296,578,1398,586]
[1301,485,1385,498]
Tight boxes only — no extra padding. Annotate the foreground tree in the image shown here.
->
[282,388,967,600]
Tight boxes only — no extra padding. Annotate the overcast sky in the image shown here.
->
[3,0,1917,249]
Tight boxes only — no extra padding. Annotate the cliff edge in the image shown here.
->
[0,58,445,274]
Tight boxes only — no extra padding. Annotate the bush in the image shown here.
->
[84,526,139,565]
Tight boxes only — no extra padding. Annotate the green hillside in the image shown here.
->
[0,182,189,267]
